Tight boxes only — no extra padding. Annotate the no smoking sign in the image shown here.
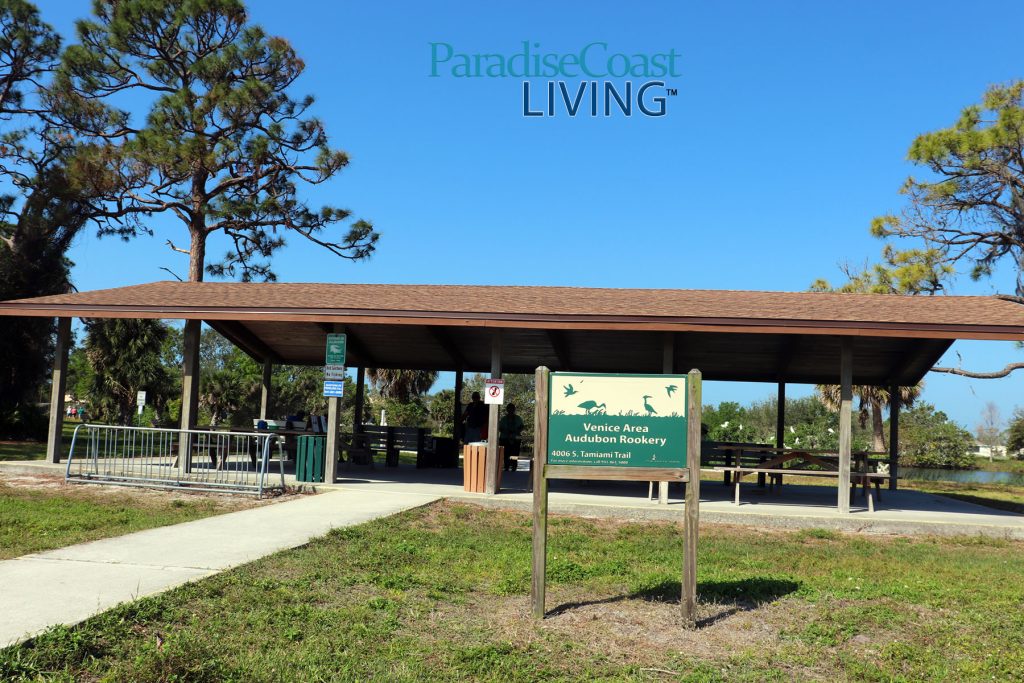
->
[484,378,505,405]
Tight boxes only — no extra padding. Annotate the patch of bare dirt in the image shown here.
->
[472,590,797,664]
[415,590,937,682]
[0,470,306,510]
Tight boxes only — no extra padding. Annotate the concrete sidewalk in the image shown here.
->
[0,489,439,648]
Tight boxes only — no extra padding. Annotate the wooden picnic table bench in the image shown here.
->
[342,426,432,467]
[716,466,893,512]
[719,446,889,507]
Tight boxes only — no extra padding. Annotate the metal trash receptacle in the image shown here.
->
[463,443,503,493]
[296,435,326,483]
[437,437,458,468]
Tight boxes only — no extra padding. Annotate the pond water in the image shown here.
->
[901,467,1024,486]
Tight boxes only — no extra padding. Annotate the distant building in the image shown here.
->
[970,442,1007,459]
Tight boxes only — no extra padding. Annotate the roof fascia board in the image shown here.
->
[1,304,1021,341]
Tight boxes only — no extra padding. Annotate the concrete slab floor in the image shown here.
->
[318,464,1024,539]
[4,459,1024,537]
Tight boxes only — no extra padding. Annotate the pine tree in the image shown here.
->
[54,0,378,282]
[0,0,90,436]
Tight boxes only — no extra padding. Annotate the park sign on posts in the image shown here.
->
[532,369,703,626]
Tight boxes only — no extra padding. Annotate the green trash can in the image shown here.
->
[296,435,326,483]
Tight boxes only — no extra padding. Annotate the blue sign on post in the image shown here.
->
[323,380,345,398]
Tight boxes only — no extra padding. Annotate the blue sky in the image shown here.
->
[34,0,1024,430]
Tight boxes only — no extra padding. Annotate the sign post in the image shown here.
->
[323,332,346,487]
[531,366,550,619]
[531,368,702,625]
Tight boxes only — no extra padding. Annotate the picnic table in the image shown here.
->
[174,426,288,470]
[712,445,891,511]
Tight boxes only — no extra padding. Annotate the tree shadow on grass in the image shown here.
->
[547,577,800,628]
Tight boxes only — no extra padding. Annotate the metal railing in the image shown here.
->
[66,424,286,497]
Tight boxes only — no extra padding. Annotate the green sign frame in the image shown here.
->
[325,333,347,365]
[547,371,688,469]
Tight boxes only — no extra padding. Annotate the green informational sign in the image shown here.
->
[547,372,688,468]
[325,333,347,365]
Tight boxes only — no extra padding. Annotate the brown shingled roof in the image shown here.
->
[4,281,1021,383]
[2,281,1022,339]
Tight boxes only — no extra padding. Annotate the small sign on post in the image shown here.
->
[325,333,347,366]
[136,390,146,415]
[323,365,347,381]
[323,381,345,398]
[484,378,505,405]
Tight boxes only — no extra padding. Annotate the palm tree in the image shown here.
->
[815,383,921,451]
[84,318,170,424]
[366,369,439,403]
[200,369,252,426]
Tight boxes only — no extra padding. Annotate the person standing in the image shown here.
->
[462,391,488,443]
[498,403,525,471]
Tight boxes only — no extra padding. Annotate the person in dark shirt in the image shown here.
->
[498,403,525,471]
[462,391,488,442]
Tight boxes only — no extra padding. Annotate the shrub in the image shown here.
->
[898,403,975,469]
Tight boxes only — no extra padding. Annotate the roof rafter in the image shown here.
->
[546,330,571,369]
[209,320,281,364]
[426,325,468,368]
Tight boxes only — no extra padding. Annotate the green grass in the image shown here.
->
[3,501,1023,681]
[973,457,1024,473]
[902,480,1024,514]
[0,480,253,559]
[0,422,78,461]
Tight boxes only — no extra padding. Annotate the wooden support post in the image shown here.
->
[46,317,71,464]
[353,366,366,434]
[838,339,853,514]
[531,366,550,619]
[178,319,201,469]
[259,360,272,420]
[326,395,340,483]
[453,369,463,443]
[485,332,502,495]
[775,381,786,448]
[682,368,702,627]
[659,333,674,504]
[889,383,899,492]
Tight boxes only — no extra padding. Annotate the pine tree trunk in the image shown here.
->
[189,170,207,282]
[189,228,205,283]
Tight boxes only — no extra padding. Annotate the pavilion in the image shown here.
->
[2,281,1022,513]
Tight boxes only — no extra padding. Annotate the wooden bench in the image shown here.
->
[355,426,431,467]
[716,466,893,512]
[702,442,776,485]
